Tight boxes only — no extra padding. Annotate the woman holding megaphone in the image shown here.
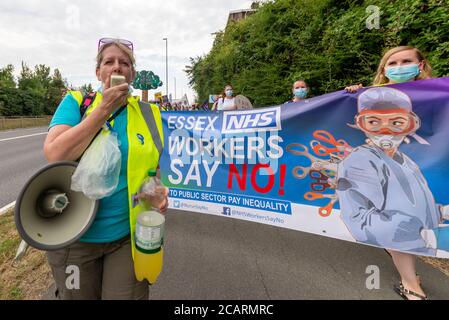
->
[43,38,168,300]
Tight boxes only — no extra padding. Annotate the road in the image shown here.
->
[147,209,449,300]
[0,127,48,209]
[2,127,449,300]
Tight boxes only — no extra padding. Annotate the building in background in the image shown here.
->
[226,2,259,27]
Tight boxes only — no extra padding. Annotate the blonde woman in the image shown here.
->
[344,46,434,300]
[345,46,432,92]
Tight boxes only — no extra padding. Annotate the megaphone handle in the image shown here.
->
[14,240,29,261]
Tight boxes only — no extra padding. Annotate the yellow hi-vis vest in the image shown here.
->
[68,91,164,258]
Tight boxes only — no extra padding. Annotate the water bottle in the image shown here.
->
[133,170,166,283]
[134,209,165,284]
[138,170,166,210]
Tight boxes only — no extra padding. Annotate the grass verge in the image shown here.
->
[0,209,52,300]
[420,256,449,277]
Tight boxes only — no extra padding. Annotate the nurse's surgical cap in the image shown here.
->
[357,87,412,113]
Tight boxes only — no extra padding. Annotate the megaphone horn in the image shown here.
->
[15,161,98,251]
[37,189,70,218]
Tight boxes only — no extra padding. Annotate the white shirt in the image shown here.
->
[217,97,236,111]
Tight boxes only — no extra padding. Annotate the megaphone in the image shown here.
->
[15,161,98,251]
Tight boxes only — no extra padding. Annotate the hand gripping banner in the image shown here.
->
[159,77,449,258]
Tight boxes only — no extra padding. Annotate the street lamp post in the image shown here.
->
[163,38,168,97]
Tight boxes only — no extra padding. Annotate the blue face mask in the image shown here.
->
[225,90,233,97]
[294,88,308,99]
[385,64,420,83]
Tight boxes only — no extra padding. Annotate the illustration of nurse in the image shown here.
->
[336,86,449,257]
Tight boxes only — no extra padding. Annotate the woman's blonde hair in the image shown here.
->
[96,41,136,74]
[373,46,432,85]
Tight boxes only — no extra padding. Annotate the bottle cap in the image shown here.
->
[148,169,157,177]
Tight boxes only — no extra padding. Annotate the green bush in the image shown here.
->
[0,63,66,116]
[186,0,449,107]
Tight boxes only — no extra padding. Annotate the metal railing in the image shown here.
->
[0,116,51,131]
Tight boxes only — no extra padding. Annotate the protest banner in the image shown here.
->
[159,77,449,258]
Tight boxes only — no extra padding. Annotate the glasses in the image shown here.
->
[98,38,134,52]
[355,111,420,136]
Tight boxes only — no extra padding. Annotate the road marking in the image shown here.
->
[0,132,47,142]
[0,127,47,134]
[0,201,15,216]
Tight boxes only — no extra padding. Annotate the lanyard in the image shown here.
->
[107,105,126,125]
[77,104,127,162]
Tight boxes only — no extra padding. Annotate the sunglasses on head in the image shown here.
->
[98,38,134,52]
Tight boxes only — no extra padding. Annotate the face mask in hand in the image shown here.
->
[294,88,308,99]
[385,64,420,83]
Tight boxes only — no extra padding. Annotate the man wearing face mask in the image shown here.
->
[286,80,309,104]
[336,87,447,260]
[217,85,237,111]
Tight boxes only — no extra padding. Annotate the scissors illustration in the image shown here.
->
[310,130,352,158]
[286,143,327,179]
[304,192,338,217]
[309,170,334,192]
[287,143,338,179]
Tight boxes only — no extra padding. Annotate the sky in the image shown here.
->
[0,0,255,104]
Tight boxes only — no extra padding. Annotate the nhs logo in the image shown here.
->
[222,107,281,134]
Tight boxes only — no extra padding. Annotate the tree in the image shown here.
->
[0,87,22,116]
[46,69,68,114]
[34,64,51,90]
[18,62,37,91]
[80,83,94,96]
[132,70,163,102]
[0,62,67,116]
[186,0,449,107]
[0,64,16,89]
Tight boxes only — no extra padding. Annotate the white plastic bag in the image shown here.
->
[71,127,121,200]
